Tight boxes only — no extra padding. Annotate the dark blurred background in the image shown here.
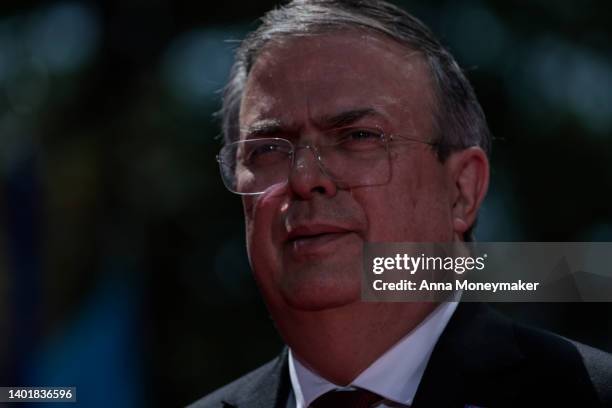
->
[0,0,611,406]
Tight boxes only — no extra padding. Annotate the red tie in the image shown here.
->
[310,388,383,408]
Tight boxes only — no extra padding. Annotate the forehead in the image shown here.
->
[239,30,436,136]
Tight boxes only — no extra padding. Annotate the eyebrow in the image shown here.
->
[241,107,381,139]
[241,119,284,139]
[317,108,379,129]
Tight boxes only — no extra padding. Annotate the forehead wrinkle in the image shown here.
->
[244,107,388,140]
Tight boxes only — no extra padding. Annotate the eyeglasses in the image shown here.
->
[217,126,436,195]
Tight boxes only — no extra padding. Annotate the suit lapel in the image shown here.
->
[412,303,525,407]
[222,348,291,408]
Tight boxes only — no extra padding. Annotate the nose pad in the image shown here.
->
[289,144,338,197]
[293,145,331,177]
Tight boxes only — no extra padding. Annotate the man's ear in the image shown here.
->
[446,147,489,238]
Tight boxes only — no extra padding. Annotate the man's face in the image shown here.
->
[239,31,457,312]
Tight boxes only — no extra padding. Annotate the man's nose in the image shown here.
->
[288,145,338,199]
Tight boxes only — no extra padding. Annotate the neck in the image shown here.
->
[273,301,438,385]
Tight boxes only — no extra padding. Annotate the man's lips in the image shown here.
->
[286,224,352,242]
[285,224,356,255]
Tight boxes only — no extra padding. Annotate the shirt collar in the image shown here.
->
[288,301,458,407]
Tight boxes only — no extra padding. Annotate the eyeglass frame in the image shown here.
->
[216,126,438,195]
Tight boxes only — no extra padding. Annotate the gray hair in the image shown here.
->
[220,0,492,239]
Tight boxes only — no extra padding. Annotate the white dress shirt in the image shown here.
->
[288,300,458,407]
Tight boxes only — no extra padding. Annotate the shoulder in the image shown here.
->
[511,320,612,403]
[186,362,272,408]
[419,302,612,406]
[186,350,290,408]
[468,304,612,405]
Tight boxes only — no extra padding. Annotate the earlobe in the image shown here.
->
[453,217,469,234]
[448,147,490,237]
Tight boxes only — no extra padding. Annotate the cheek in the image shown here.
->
[357,157,453,241]
[242,188,289,286]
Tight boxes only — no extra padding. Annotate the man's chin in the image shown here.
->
[279,276,361,311]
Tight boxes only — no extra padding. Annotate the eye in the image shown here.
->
[243,140,291,165]
[335,128,385,151]
[346,129,382,140]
